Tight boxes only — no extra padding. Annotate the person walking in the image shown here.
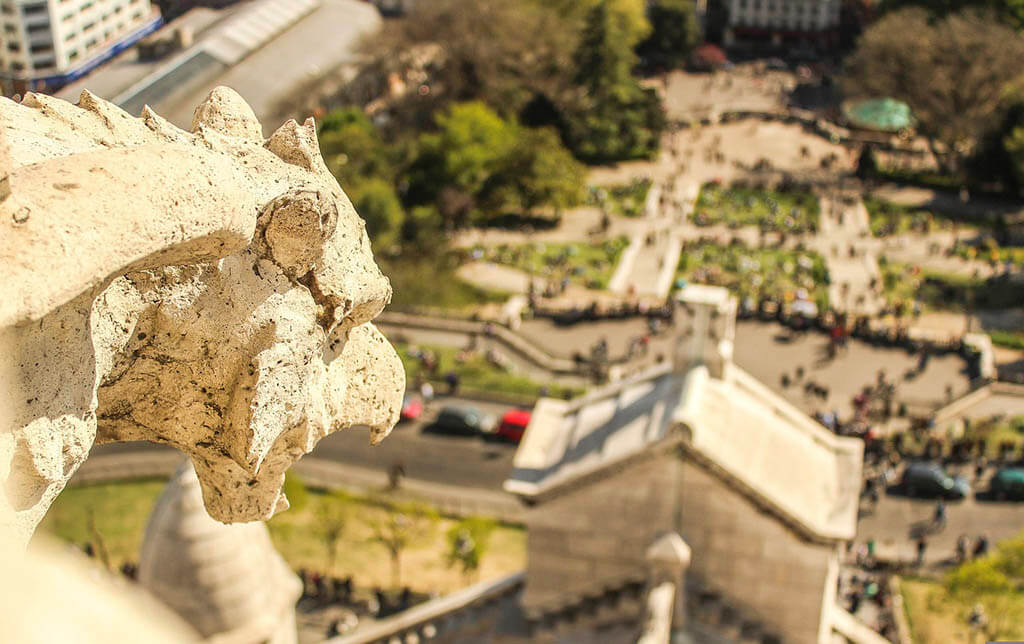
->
[915,535,928,567]
[956,534,969,563]
[933,499,947,532]
[973,534,989,559]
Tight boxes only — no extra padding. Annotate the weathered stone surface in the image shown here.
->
[0,87,404,546]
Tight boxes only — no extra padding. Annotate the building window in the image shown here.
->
[22,3,48,16]
[85,37,98,49]
[62,13,74,22]
[0,5,13,16]
[83,21,96,31]
[34,57,54,68]
[7,42,19,52]
[64,31,75,41]
[68,50,79,60]
[11,61,24,71]
[3,23,15,33]
[30,43,52,54]
[26,23,49,34]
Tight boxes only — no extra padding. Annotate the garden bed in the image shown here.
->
[477,237,629,291]
[587,179,652,218]
[693,184,819,233]
[675,242,830,311]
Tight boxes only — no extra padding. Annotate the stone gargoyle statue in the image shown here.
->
[0,87,405,547]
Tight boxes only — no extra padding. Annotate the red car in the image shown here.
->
[400,393,423,421]
[496,409,531,444]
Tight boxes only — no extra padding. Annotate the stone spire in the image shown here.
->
[138,462,302,644]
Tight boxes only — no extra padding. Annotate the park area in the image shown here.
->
[39,479,526,595]
[396,342,580,402]
[476,237,630,291]
[900,532,1024,643]
[587,178,652,218]
[676,243,830,310]
[693,183,819,233]
[864,197,955,238]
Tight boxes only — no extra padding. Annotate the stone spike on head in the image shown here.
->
[265,117,331,179]
[191,86,263,144]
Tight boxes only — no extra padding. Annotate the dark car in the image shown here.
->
[901,461,970,499]
[430,406,497,437]
[989,467,1024,501]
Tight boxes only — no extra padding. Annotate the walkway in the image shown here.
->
[814,193,884,316]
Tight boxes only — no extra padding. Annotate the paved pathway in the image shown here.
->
[814,193,884,316]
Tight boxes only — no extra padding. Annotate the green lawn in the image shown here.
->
[675,243,830,310]
[693,184,819,233]
[988,329,1024,351]
[963,415,1024,458]
[879,260,1024,312]
[953,240,1024,269]
[381,253,511,312]
[39,479,526,595]
[478,237,629,290]
[864,197,954,238]
[902,531,1024,643]
[588,179,652,218]
[396,342,580,402]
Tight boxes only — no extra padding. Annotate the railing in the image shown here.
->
[326,573,525,644]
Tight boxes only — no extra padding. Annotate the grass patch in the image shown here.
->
[988,330,1024,351]
[954,239,1024,269]
[693,184,819,233]
[879,261,1024,312]
[864,197,955,237]
[903,531,1024,643]
[477,237,629,290]
[396,342,581,401]
[381,253,511,312]
[963,415,1024,458]
[876,166,965,191]
[587,179,652,217]
[675,243,830,309]
[39,480,526,595]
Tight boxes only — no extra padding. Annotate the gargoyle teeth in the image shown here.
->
[190,86,263,144]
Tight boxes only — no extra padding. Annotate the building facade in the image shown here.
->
[723,0,841,49]
[0,0,162,94]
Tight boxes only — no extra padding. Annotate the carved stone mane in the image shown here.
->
[0,87,404,546]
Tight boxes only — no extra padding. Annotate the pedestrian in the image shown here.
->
[445,370,459,395]
[973,534,989,559]
[968,603,986,639]
[915,535,927,567]
[956,534,969,563]
[934,499,947,531]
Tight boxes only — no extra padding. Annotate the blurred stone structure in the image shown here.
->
[139,462,302,643]
[0,85,404,548]
[503,285,862,644]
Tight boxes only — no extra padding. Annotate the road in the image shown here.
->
[90,396,518,492]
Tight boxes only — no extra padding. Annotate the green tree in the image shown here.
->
[877,0,1024,30]
[566,0,665,162]
[445,517,497,583]
[315,490,354,572]
[549,0,651,48]
[368,502,439,588]
[1005,122,1024,189]
[844,9,1024,174]
[318,108,393,189]
[637,0,701,70]
[350,178,405,251]
[485,127,585,216]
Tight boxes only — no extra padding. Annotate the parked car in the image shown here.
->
[989,467,1024,501]
[901,461,970,499]
[495,409,531,444]
[400,393,423,421]
[430,406,497,437]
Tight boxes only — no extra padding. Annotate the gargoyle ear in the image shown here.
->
[191,86,263,144]
[265,117,333,183]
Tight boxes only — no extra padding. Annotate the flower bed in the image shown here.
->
[693,184,819,233]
